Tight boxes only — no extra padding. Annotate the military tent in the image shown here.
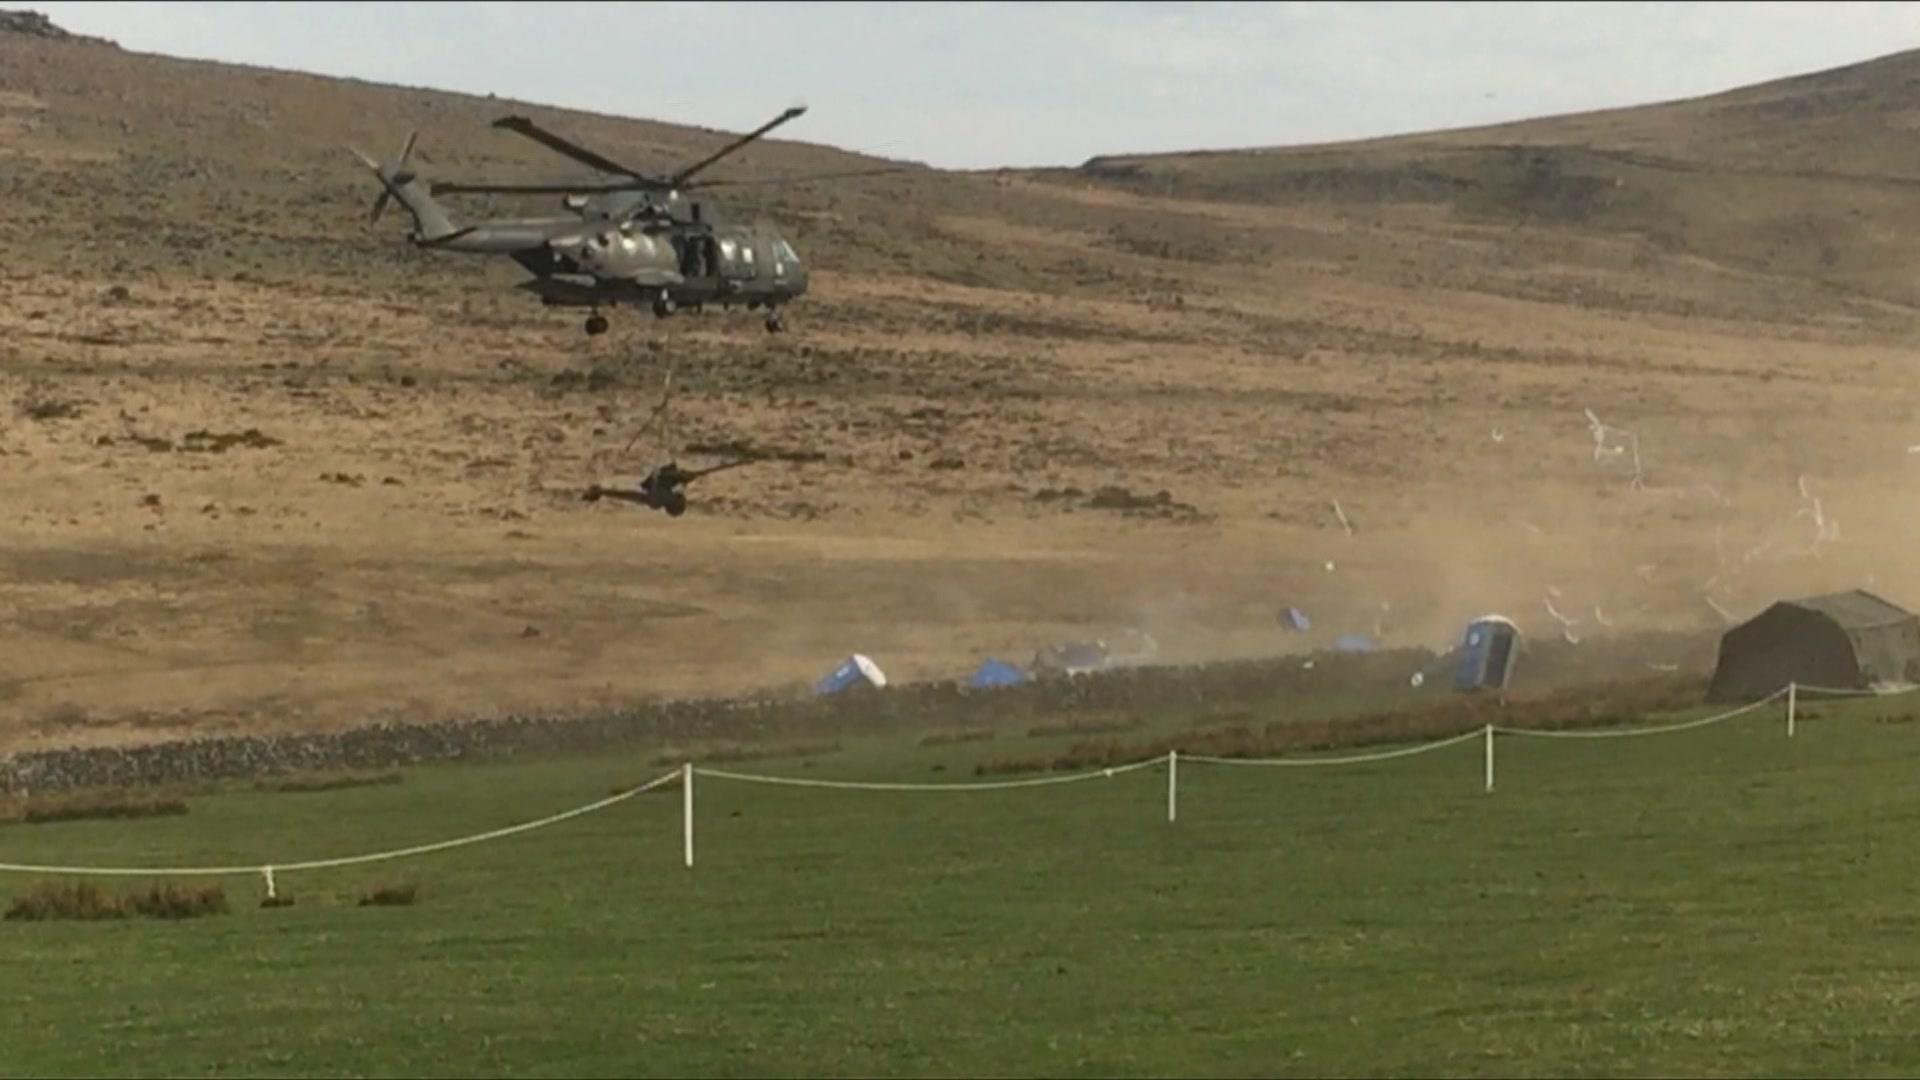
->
[1707,590,1920,702]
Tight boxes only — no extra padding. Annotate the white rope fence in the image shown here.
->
[7,679,1919,889]
[681,680,1920,863]
[1183,728,1484,766]
[0,769,682,899]
[696,757,1167,791]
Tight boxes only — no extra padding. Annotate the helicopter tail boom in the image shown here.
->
[349,133,463,244]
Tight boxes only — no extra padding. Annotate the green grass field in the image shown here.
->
[4,694,1920,1078]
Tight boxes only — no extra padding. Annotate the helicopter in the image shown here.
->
[351,106,888,335]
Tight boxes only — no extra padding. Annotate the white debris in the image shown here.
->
[1332,499,1354,537]
[1410,671,1425,688]
[1544,594,1580,630]
[1790,475,1840,558]
[1584,408,1644,485]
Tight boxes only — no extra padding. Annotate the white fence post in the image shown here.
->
[682,763,694,869]
[1787,682,1797,739]
[261,866,277,901]
[1167,750,1178,823]
[1484,724,1495,793]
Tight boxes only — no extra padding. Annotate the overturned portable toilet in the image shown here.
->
[1454,615,1521,692]
[1032,640,1110,677]
[815,653,887,696]
[1279,607,1312,633]
[1708,589,1920,702]
[968,658,1026,690]
[1332,633,1380,654]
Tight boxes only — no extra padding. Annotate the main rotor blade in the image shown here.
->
[429,179,640,196]
[491,115,656,181]
[669,105,806,188]
[431,165,909,198]
[684,166,912,190]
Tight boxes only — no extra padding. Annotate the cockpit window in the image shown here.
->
[777,239,801,264]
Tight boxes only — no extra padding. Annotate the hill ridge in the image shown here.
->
[1080,45,1920,169]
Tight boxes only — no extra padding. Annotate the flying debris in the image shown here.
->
[1792,475,1840,557]
[1583,408,1644,486]
[1332,499,1355,537]
[1706,594,1737,624]
[1544,593,1583,645]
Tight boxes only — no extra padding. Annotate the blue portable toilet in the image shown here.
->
[1280,607,1312,632]
[815,653,887,696]
[968,658,1026,689]
[1454,616,1520,691]
[1332,633,1380,654]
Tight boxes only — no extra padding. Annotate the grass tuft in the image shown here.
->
[647,741,842,768]
[919,729,997,747]
[255,771,403,794]
[1026,714,1145,739]
[0,789,189,826]
[357,882,419,908]
[124,883,229,919]
[5,881,227,921]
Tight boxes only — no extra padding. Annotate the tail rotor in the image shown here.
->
[358,131,421,224]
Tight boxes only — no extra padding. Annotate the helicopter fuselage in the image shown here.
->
[520,219,809,316]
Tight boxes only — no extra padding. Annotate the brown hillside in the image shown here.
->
[2,21,1918,753]
[1065,48,1920,303]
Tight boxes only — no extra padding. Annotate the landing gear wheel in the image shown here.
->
[663,491,688,517]
[653,296,677,319]
[764,310,786,334]
[584,314,609,336]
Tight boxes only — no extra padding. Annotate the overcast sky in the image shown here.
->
[30,1,1920,169]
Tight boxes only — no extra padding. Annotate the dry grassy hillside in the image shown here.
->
[2,21,1919,753]
[1068,48,1920,303]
